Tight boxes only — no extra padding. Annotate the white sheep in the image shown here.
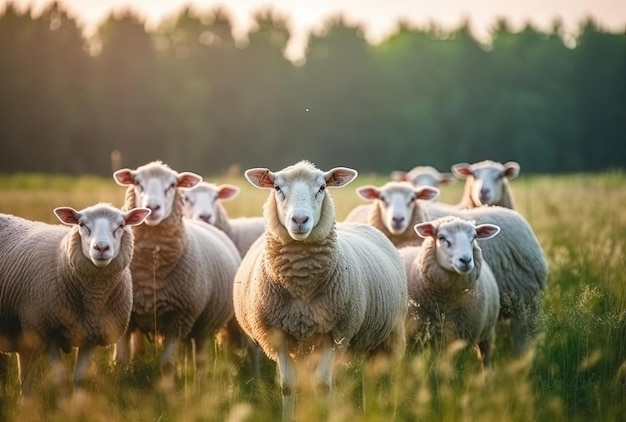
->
[424,205,548,355]
[451,160,520,209]
[233,160,408,421]
[112,161,242,385]
[346,179,547,354]
[390,165,456,187]
[399,216,501,369]
[345,165,451,224]
[345,181,440,248]
[0,203,150,395]
[182,181,265,257]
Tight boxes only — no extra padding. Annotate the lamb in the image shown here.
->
[345,181,440,248]
[451,160,520,209]
[0,203,150,395]
[111,161,242,385]
[399,216,501,369]
[182,181,265,257]
[390,165,456,187]
[345,165,451,224]
[233,160,408,421]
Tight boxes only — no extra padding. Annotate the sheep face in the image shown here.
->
[452,160,520,206]
[246,160,357,241]
[414,218,500,275]
[54,204,150,267]
[391,166,455,187]
[113,161,201,226]
[357,182,439,235]
[183,182,239,224]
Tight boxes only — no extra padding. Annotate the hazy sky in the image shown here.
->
[4,0,625,60]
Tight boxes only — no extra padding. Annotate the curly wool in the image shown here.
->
[235,183,407,363]
[122,186,236,343]
[0,213,133,353]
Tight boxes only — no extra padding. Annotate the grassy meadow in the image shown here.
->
[0,170,625,421]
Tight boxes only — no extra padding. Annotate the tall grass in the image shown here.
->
[0,170,625,421]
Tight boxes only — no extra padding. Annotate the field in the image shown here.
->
[0,170,625,421]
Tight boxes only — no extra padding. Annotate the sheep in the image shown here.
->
[451,160,520,209]
[390,165,456,188]
[424,205,548,355]
[345,165,452,224]
[0,203,150,396]
[346,178,547,355]
[111,160,242,386]
[345,181,440,248]
[182,181,265,257]
[233,160,408,421]
[399,216,501,369]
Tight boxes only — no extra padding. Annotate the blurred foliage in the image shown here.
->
[1,2,624,176]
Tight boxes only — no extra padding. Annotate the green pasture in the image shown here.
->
[0,170,624,421]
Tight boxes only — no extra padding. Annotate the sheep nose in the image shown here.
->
[147,204,161,213]
[392,216,405,224]
[459,255,472,265]
[199,214,211,223]
[292,215,309,226]
[94,242,110,253]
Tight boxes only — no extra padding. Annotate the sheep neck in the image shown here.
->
[264,229,339,301]
[418,239,482,294]
[124,187,186,280]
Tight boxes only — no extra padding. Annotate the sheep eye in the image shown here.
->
[166,183,176,193]
[274,185,281,192]
[135,183,144,193]
[438,236,450,247]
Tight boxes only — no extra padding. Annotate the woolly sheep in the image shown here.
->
[424,205,548,355]
[345,181,440,248]
[112,161,242,385]
[183,181,265,257]
[345,165,451,223]
[233,160,408,421]
[451,160,520,209]
[347,179,547,354]
[0,203,150,395]
[390,165,456,187]
[399,216,501,368]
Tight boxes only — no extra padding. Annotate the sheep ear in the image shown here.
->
[356,186,381,201]
[113,169,135,186]
[245,168,275,189]
[438,173,456,185]
[217,184,240,200]
[177,172,202,188]
[503,161,520,180]
[415,186,440,201]
[324,167,358,187]
[390,171,408,182]
[125,208,151,226]
[54,207,80,225]
[475,224,500,240]
[451,163,473,179]
[414,222,436,239]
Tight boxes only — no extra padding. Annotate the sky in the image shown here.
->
[4,0,626,61]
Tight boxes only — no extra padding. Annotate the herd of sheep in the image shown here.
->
[0,158,547,420]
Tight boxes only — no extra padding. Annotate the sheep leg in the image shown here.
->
[113,329,132,364]
[73,345,95,392]
[314,338,334,394]
[159,333,178,391]
[46,343,69,394]
[17,350,39,396]
[510,316,532,356]
[277,340,296,422]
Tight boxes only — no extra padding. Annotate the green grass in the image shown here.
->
[0,171,625,421]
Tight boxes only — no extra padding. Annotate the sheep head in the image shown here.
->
[245,160,357,241]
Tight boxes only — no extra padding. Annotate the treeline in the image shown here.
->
[0,1,625,176]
